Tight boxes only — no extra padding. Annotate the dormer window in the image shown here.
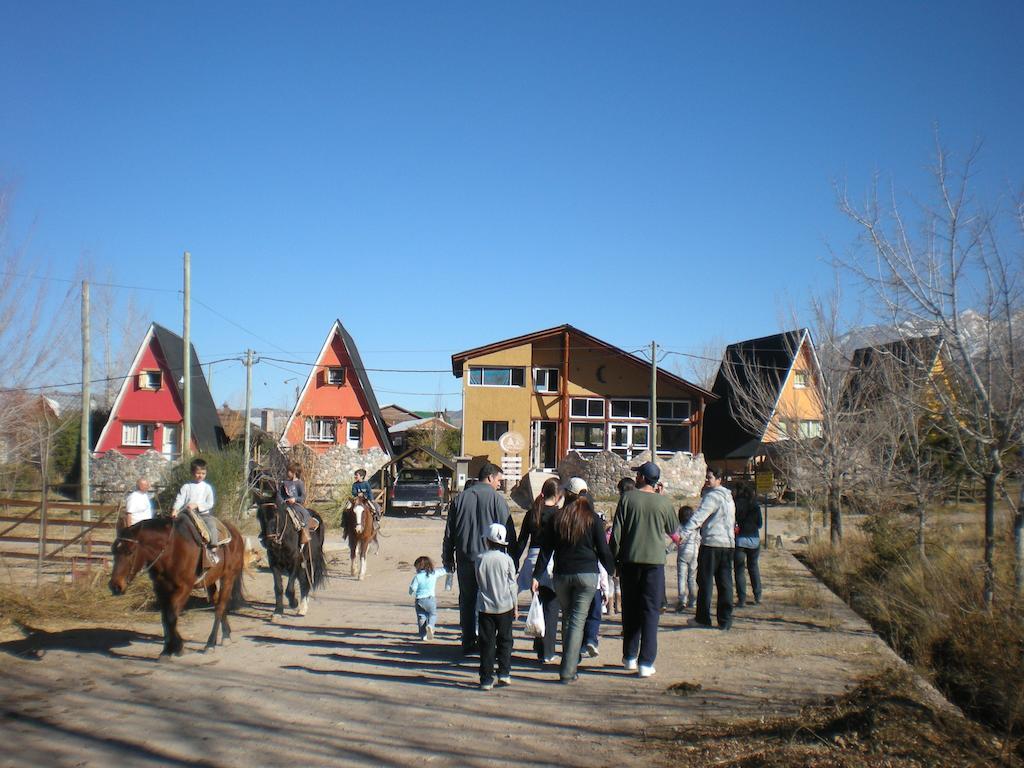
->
[326,367,346,385]
[138,370,162,390]
[794,371,810,389]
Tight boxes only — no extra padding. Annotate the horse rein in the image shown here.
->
[116,533,170,577]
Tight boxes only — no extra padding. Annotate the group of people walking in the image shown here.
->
[432,459,759,689]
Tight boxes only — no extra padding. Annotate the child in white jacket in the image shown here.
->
[674,505,700,612]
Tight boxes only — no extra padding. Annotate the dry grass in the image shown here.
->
[651,668,1020,767]
[788,584,827,610]
[0,570,155,634]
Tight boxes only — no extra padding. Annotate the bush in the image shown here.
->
[805,514,1024,745]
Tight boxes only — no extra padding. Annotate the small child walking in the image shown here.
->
[675,505,700,612]
[475,523,517,691]
[408,556,447,640]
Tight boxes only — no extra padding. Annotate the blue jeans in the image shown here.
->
[554,572,598,681]
[619,563,665,667]
[734,546,762,605]
[677,554,697,607]
[582,589,603,648]
[414,597,437,638]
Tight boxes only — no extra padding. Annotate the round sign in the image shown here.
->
[498,431,526,453]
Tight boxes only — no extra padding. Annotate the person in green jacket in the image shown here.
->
[609,461,680,679]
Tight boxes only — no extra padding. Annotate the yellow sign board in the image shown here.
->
[755,472,774,494]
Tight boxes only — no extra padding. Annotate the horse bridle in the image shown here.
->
[115,533,170,577]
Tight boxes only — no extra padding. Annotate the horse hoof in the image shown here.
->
[222,636,233,646]
[297,599,309,617]
[158,652,172,662]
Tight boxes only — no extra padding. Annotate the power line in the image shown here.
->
[0,270,177,294]
[0,356,245,393]
[190,297,291,354]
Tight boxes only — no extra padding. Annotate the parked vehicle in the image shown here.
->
[389,468,450,515]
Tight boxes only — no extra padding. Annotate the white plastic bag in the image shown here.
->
[524,593,545,638]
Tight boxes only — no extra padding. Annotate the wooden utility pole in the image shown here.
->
[650,341,657,468]
[80,281,91,518]
[242,349,254,505]
[182,251,192,458]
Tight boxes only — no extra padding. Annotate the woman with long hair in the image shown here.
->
[532,495,616,683]
[515,478,561,663]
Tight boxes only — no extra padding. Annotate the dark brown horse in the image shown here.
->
[341,494,377,580]
[109,517,245,658]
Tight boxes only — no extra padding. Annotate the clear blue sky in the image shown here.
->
[2,2,1022,411]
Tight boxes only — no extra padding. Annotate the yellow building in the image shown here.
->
[450,325,715,474]
[702,329,823,472]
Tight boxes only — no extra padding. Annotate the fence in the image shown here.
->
[0,496,122,583]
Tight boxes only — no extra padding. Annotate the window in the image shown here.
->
[799,420,822,438]
[569,397,604,418]
[570,422,605,452]
[122,423,154,447]
[305,417,337,443]
[794,371,810,389]
[656,400,691,422]
[468,367,526,387]
[610,399,650,419]
[610,423,648,459]
[347,419,362,448]
[482,420,509,441]
[657,424,691,453]
[534,368,559,393]
[326,367,346,385]
[138,370,162,390]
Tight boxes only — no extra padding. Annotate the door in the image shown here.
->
[609,423,648,461]
[162,425,180,459]
[530,421,558,471]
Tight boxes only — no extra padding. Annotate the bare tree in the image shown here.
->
[839,141,1024,605]
[720,288,879,544]
[677,336,726,391]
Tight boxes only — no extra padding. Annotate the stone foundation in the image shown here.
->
[556,450,707,499]
[91,449,175,501]
[266,443,390,501]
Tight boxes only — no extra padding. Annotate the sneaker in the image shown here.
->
[584,642,599,658]
[496,676,511,687]
[675,603,686,614]
[425,626,434,641]
[541,656,557,664]
[638,664,656,678]
[479,680,494,691]
[623,657,638,671]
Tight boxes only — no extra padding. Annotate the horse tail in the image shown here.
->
[310,511,329,590]
[229,567,246,610]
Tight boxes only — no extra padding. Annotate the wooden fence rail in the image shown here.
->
[0,496,123,582]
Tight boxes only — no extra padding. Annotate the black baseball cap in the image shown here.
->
[631,461,660,485]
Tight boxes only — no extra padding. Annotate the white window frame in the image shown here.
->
[793,371,810,389]
[799,419,822,438]
[326,367,346,385]
[656,400,691,422]
[138,370,162,390]
[569,397,604,419]
[346,419,362,448]
[609,399,650,420]
[305,417,337,443]
[569,421,606,453]
[122,422,154,447]
[468,366,526,387]
[533,367,559,394]
[609,423,649,460]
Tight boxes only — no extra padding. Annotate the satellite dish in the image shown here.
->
[498,431,526,453]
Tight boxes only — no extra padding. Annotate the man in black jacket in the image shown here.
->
[443,463,518,653]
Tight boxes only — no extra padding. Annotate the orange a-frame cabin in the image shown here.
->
[279,320,393,456]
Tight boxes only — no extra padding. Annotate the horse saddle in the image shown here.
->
[286,506,319,533]
[177,510,232,548]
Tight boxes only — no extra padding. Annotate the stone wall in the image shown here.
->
[91,449,176,502]
[556,450,707,499]
[266,443,390,501]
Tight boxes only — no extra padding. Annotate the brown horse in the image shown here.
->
[109,517,245,658]
[340,494,377,580]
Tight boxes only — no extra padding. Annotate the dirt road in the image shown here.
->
[1,515,893,767]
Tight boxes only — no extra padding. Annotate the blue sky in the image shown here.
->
[2,2,1022,411]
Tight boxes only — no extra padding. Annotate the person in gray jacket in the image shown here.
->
[681,466,736,629]
[442,463,518,653]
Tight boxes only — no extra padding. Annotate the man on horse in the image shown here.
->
[172,458,221,565]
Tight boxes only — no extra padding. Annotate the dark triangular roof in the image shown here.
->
[151,324,226,451]
[846,335,944,401]
[703,329,809,461]
[335,319,394,457]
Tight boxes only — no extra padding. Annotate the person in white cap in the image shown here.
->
[475,522,517,690]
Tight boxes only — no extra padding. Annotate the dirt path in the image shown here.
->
[1,515,897,767]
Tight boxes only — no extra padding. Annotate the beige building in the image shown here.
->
[450,325,715,475]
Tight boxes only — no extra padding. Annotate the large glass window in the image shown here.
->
[610,423,648,460]
[656,400,691,422]
[122,423,154,447]
[657,424,691,453]
[570,422,605,452]
[610,399,650,419]
[570,397,604,418]
[468,367,526,387]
